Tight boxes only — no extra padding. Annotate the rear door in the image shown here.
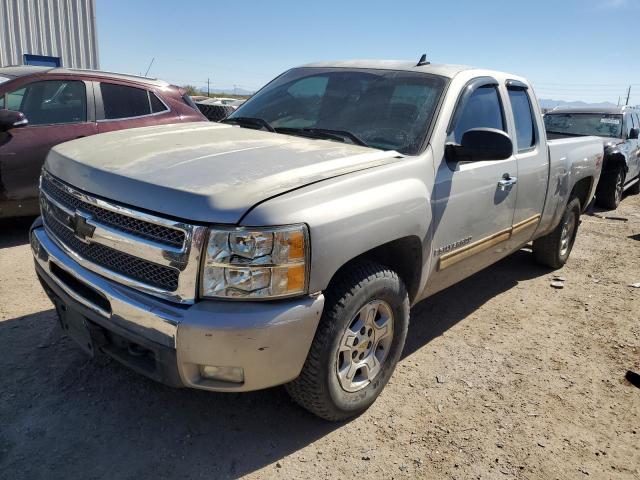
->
[505,81,546,244]
[95,81,173,133]
[0,78,96,205]
[428,77,518,293]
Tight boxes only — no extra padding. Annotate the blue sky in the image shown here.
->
[97,0,640,104]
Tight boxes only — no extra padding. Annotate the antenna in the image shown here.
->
[144,57,155,77]
[416,53,429,67]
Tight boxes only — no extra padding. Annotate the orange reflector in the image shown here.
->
[286,264,305,292]
[287,231,305,260]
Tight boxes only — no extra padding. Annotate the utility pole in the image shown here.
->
[625,85,631,106]
[207,78,210,97]
[617,96,621,107]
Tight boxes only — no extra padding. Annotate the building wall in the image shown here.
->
[0,0,99,69]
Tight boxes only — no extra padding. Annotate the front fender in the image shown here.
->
[241,157,432,294]
[603,149,628,174]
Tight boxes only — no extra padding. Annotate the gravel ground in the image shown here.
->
[1,194,639,480]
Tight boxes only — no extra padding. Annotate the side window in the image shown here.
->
[452,85,505,143]
[101,83,151,119]
[6,80,86,126]
[150,92,168,113]
[507,88,536,151]
[625,113,635,138]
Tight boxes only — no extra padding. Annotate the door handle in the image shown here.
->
[498,174,517,191]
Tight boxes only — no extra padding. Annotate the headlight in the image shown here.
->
[201,224,309,299]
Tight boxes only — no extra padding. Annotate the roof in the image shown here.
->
[547,106,639,115]
[0,65,169,87]
[0,65,52,78]
[300,60,472,78]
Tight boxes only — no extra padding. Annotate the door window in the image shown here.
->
[452,85,505,143]
[625,113,635,138]
[507,88,536,151]
[100,83,167,119]
[5,80,86,126]
[150,92,168,113]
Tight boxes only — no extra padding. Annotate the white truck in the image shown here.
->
[31,58,603,420]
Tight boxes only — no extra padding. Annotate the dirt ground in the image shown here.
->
[1,194,639,480]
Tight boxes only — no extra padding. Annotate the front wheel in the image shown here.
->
[285,260,409,421]
[596,168,625,209]
[532,197,581,269]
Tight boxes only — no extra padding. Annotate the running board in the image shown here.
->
[623,176,639,191]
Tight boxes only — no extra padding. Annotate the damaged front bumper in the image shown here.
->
[30,220,325,391]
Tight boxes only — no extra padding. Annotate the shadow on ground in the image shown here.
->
[0,246,551,479]
[0,216,36,249]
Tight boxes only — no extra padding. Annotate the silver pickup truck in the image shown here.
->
[30,60,603,420]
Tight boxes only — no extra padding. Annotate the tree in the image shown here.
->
[182,85,201,96]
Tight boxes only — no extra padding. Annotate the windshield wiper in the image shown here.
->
[277,127,369,147]
[222,116,275,132]
[545,130,584,137]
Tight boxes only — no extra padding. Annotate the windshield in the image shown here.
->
[544,113,623,138]
[229,67,447,154]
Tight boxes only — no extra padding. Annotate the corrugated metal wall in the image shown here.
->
[0,0,99,68]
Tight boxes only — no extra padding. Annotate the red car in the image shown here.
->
[0,66,207,218]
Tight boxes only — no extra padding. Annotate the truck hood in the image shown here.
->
[45,122,402,223]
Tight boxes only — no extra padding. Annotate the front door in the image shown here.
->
[0,79,96,213]
[626,113,640,180]
[426,77,518,295]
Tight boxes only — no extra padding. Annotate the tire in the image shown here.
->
[533,197,581,269]
[286,260,409,421]
[596,168,625,209]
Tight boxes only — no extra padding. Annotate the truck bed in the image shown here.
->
[536,136,602,237]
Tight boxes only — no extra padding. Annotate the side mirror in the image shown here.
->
[0,109,28,132]
[629,127,639,140]
[446,128,513,162]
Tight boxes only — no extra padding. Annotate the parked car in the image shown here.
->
[0,66,207,218]
[30,59,603,420]
[205,97,242,106]
[544,106,640,209]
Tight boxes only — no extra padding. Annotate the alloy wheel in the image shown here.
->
[336,300,394,393]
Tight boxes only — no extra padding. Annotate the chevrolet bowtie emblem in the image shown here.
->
[72,211,96,242]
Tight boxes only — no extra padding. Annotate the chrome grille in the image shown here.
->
[41,175,185,248]
[39,171,207,304]
[43,209,180,291]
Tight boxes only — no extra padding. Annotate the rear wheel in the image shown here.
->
[596,168,625,209]
[533,197,581,269]
[286,260,409,421]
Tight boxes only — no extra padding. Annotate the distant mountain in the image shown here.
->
[539,98,618,109]
[197,87,254,96]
